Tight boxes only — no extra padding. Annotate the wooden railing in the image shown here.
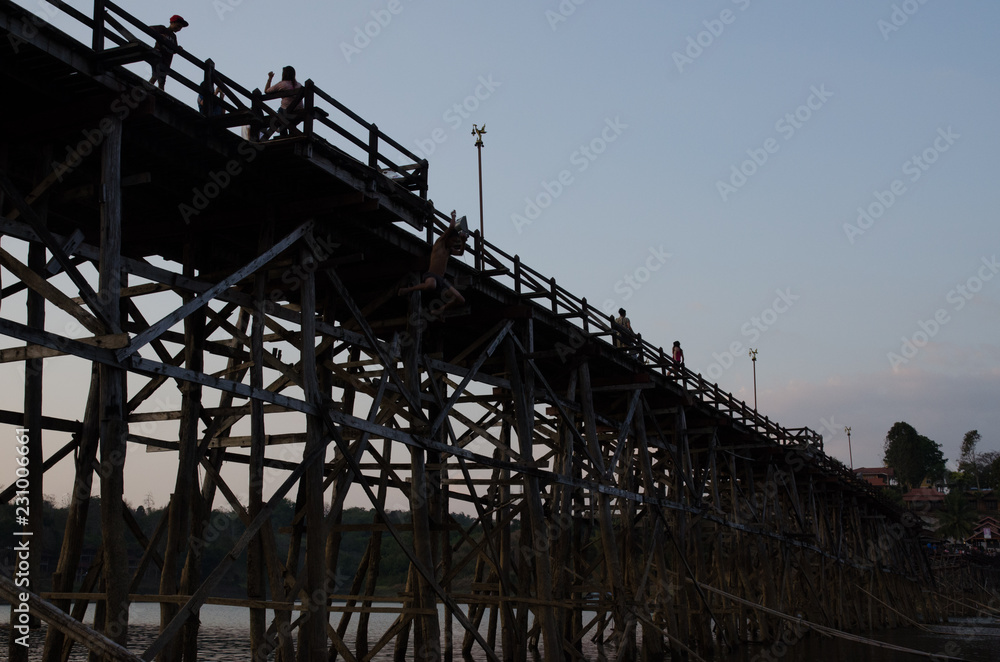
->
[78,0,428,197]
[418,208,831,452]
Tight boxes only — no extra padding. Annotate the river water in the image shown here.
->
[2,604,998,660]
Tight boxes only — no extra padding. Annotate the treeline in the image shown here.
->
[0,499,481,599]
[883,423,999,492]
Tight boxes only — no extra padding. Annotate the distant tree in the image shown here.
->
[882,422,947,491]
[935,490,978,542]
[982,452,1000,492]
[959,430,983,489]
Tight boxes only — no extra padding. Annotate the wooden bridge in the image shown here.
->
[0,2,984,661]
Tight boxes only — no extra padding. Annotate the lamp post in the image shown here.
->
[845,426,853,470]
[748,348,758,411]
[471,124,486,239]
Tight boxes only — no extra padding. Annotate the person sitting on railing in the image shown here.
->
[397,210,468,314]
[266,66,304,138]
[672,341,685,369]
[148,15,188,91]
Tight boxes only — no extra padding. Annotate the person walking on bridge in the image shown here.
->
[148,15,188,90]
[614,308,633,349]
[671,340,685,374]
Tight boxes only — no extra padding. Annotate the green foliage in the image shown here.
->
[0,499,483,598]
[934,490,978,542]
[960,429,981,464]
[882,421,947,491]
[982,452,1000,492]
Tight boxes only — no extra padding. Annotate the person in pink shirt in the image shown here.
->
[265,66,303,137]
[672,341,684,367]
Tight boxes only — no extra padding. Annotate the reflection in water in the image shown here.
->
[3,605,999,661]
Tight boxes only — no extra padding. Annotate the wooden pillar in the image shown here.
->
[42,367,101,662]
[440,443,453,661]
[248,266,267,660]
[497,420,515,661]
[578,361,632,660]
[503,334,560,662]
[98,114,129,648]
[358,439,392,659]
[400,291,440,662]
[555,371,580,659]
[299,244,329,659]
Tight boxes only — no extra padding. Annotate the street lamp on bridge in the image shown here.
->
[748,348,758,411]
[471,124,486,240]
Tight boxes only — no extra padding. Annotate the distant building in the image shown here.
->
[855,467,897,488]
[966,515,1000,551]
[902,487,946,510]
[964,488,998,515]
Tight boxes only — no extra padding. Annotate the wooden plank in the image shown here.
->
[0,333,129,363]
[0,172,118,334]
[0,575,144,662]
[428,319,512,438]
[0,244,104,334]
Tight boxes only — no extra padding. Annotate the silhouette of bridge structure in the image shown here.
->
[0,2,986,661]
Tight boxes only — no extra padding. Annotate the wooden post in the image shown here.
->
[503,335,561,662]
[247,266,267,661]
[400,289,440,661]
[158,244,204,662]
[369,123,379,169]
[303,80,316,137]
[299,244,329,659]
[98,114,129,649]
[42,367,101,662]
[202,59,217,117]
[92,0,106,52]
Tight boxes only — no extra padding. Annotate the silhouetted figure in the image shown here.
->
[398,211,468,314]
[266,66,303,137]
[148,15,188,90]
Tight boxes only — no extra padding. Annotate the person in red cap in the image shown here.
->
[148,15,189,90]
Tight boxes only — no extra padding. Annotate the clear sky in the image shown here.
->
[2,0,999,506]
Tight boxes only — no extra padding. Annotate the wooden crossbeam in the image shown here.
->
[118,220,313,361]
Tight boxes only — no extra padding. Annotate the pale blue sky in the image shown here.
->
[3,1,998,504]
